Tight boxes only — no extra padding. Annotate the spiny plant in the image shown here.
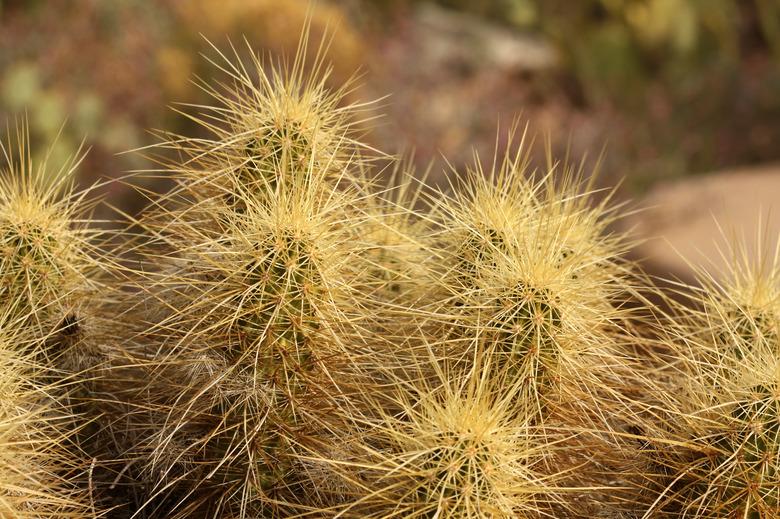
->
[0,126,124,517]
[113,32,407,518]
[146,31,374,213]
[302,346,573,518]
[0,309,97,518]
[0,125,103,339]
[409,138,662,516]
[703,245,780,358]
[126,170,377,518]
[14,23,775,519]
[358,161,430,308]
[425,134,642,425]
[647,242,780,518]
[0,123,118,392]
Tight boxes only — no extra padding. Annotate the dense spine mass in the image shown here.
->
[112,35,395,518]
[648,245,780,518]
[94,36,662,518]
[4,27,776,519]
[0,129,104,517]
[0,129,97,330]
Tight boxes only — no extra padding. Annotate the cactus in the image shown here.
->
[649,245,780,518]
[307,352,570,518]
[149,32,371,215]
[0,126,101,333]
[128,173,374,516]
[0,310,96,518]
[0,125,115,381]
[425,137,639,426]
[359,162,429,308]
[301,332,657,518]
[0,124,133,518]
[13,23,780,519]
[113,35,399,518]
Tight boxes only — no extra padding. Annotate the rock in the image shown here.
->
[627,164,780,282]
[414,3,558,73]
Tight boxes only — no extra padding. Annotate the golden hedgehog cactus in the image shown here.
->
[13,23,780,519]
[648,243,780,518]
[425,136,639,427]
[132,162,375,517]
[0,126,117,412]
[119,35,407,518]
[0,127,101,335]
[151,33,371,212]
[309,346,584,518]
[0,127,118,517]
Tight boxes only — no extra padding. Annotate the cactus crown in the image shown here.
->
[0,127,98,329]
[426,139,634,425]
[152,34,371,212]
[326,359,565,518]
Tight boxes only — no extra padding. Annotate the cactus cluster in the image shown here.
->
[3,30,780,519]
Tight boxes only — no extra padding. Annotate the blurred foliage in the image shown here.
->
[434,0,779,104]
[404,0,780,190]
[168,0,363,83]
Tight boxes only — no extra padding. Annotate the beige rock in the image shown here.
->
[628,164,780,281]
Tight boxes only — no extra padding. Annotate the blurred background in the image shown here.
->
[1,0,779,278]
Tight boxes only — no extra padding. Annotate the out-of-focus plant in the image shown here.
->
[432,0,778,104]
